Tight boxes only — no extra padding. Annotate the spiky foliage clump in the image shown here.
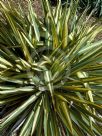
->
[0,0,102,136]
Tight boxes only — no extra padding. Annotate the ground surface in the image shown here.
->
[1,0,43,17]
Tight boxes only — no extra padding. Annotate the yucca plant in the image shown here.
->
[0,0,102,136]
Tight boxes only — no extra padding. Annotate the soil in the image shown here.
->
[1,0,43,17]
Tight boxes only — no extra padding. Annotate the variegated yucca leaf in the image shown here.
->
[0,0,102,136]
